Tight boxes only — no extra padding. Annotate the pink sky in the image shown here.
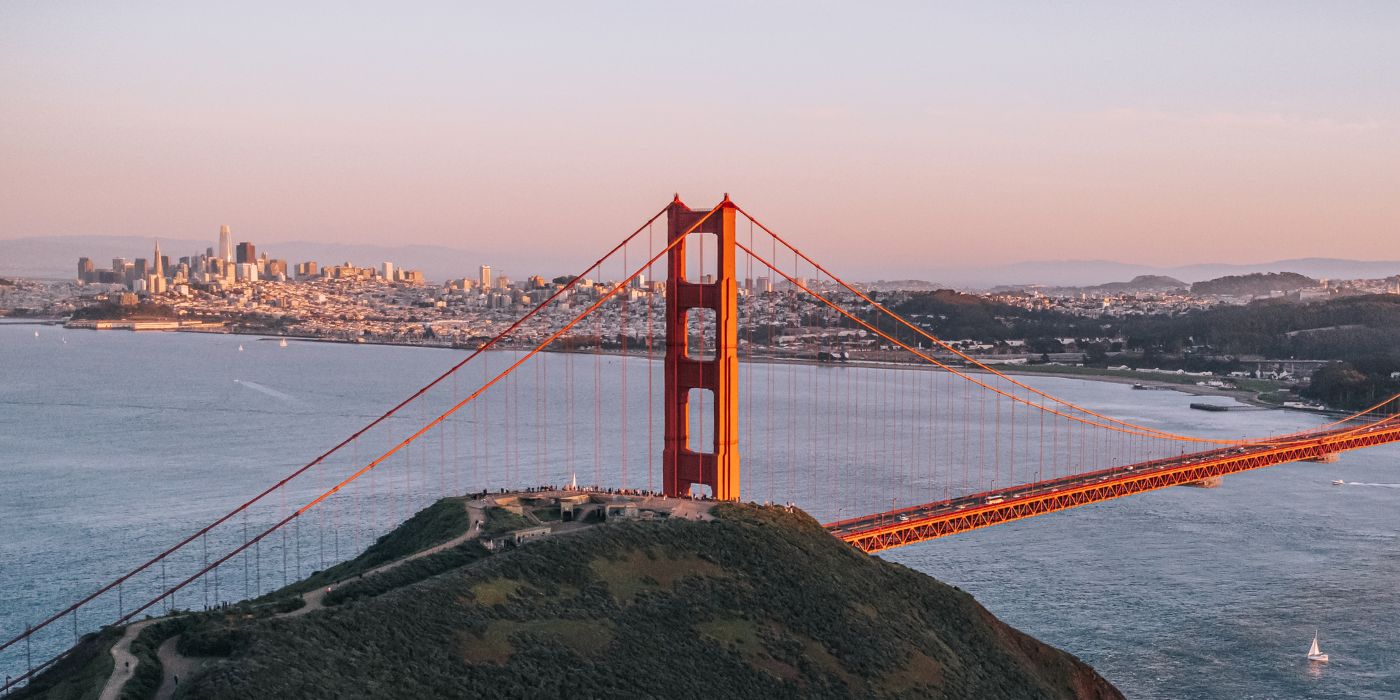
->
[2,2,1397,277]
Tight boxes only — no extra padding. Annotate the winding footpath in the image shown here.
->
[99,501,484,698]
[97,620,153,700]
[152,636,205,700]
[285,503,484,618]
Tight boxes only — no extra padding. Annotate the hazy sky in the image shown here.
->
[3,2,1398,278]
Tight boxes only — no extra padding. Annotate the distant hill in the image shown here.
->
[1087,275,1187,293]
[890,289,1107,342]
[1002,275,1187,296]
[23,501,1121,699]
[1190,271,1318,296]
[924,258,1400,289]
[864,279,946,292]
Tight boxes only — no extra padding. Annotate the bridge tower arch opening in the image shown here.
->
[664,195,741,500]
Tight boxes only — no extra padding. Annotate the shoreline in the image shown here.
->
[999,368,1283,408]
[39,319,1300,412]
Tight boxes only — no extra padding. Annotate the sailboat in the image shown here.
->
[238,344,244,352]
[278,338,288,348]
[1307,632,1329,663]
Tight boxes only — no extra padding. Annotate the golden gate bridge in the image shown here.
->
[5,196,1400,691]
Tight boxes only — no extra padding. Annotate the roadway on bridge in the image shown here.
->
[829,416,1400,552]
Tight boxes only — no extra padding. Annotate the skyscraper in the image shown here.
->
[479,265,492,289]
[382,261,395,281]
[152,240,164,279]
[218,225,233,263]
[236,242,256,264]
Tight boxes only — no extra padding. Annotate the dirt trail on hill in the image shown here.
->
[284,502,484,618]
[97,619,153,700]
[100,501,484,697]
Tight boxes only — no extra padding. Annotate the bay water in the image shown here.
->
[1,322,1395,697]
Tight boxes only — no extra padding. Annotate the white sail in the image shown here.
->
[1308,636,1321,656]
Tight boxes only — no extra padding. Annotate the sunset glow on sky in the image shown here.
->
[2,2,1397,278]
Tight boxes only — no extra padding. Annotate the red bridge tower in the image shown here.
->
[663,195,741,500]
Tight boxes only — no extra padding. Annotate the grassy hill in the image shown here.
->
[188,503,1118,699]
[19,500,1122,699]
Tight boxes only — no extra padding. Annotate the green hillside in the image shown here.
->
[189,504,1117,699]
[19,500,1121,699]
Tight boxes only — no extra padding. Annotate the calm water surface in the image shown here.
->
[1,323,1395,697]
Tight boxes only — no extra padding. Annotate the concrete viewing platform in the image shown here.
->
[469,487,719,551]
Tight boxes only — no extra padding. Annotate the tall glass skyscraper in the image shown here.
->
[218,225,233,263]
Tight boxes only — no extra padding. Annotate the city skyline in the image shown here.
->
[11,226,1400,290]
[3,2,1399,279]
[72,226,443,289]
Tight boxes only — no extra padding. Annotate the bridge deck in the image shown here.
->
[828,419,1400,553]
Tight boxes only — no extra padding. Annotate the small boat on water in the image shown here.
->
[278,338,288,348]
[238,344,244,352]
[1307,632,1329,663]
[1332,480,1345,486]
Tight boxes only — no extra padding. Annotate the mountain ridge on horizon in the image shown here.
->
[925,256,1400,288]
[2,234,1398,289]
